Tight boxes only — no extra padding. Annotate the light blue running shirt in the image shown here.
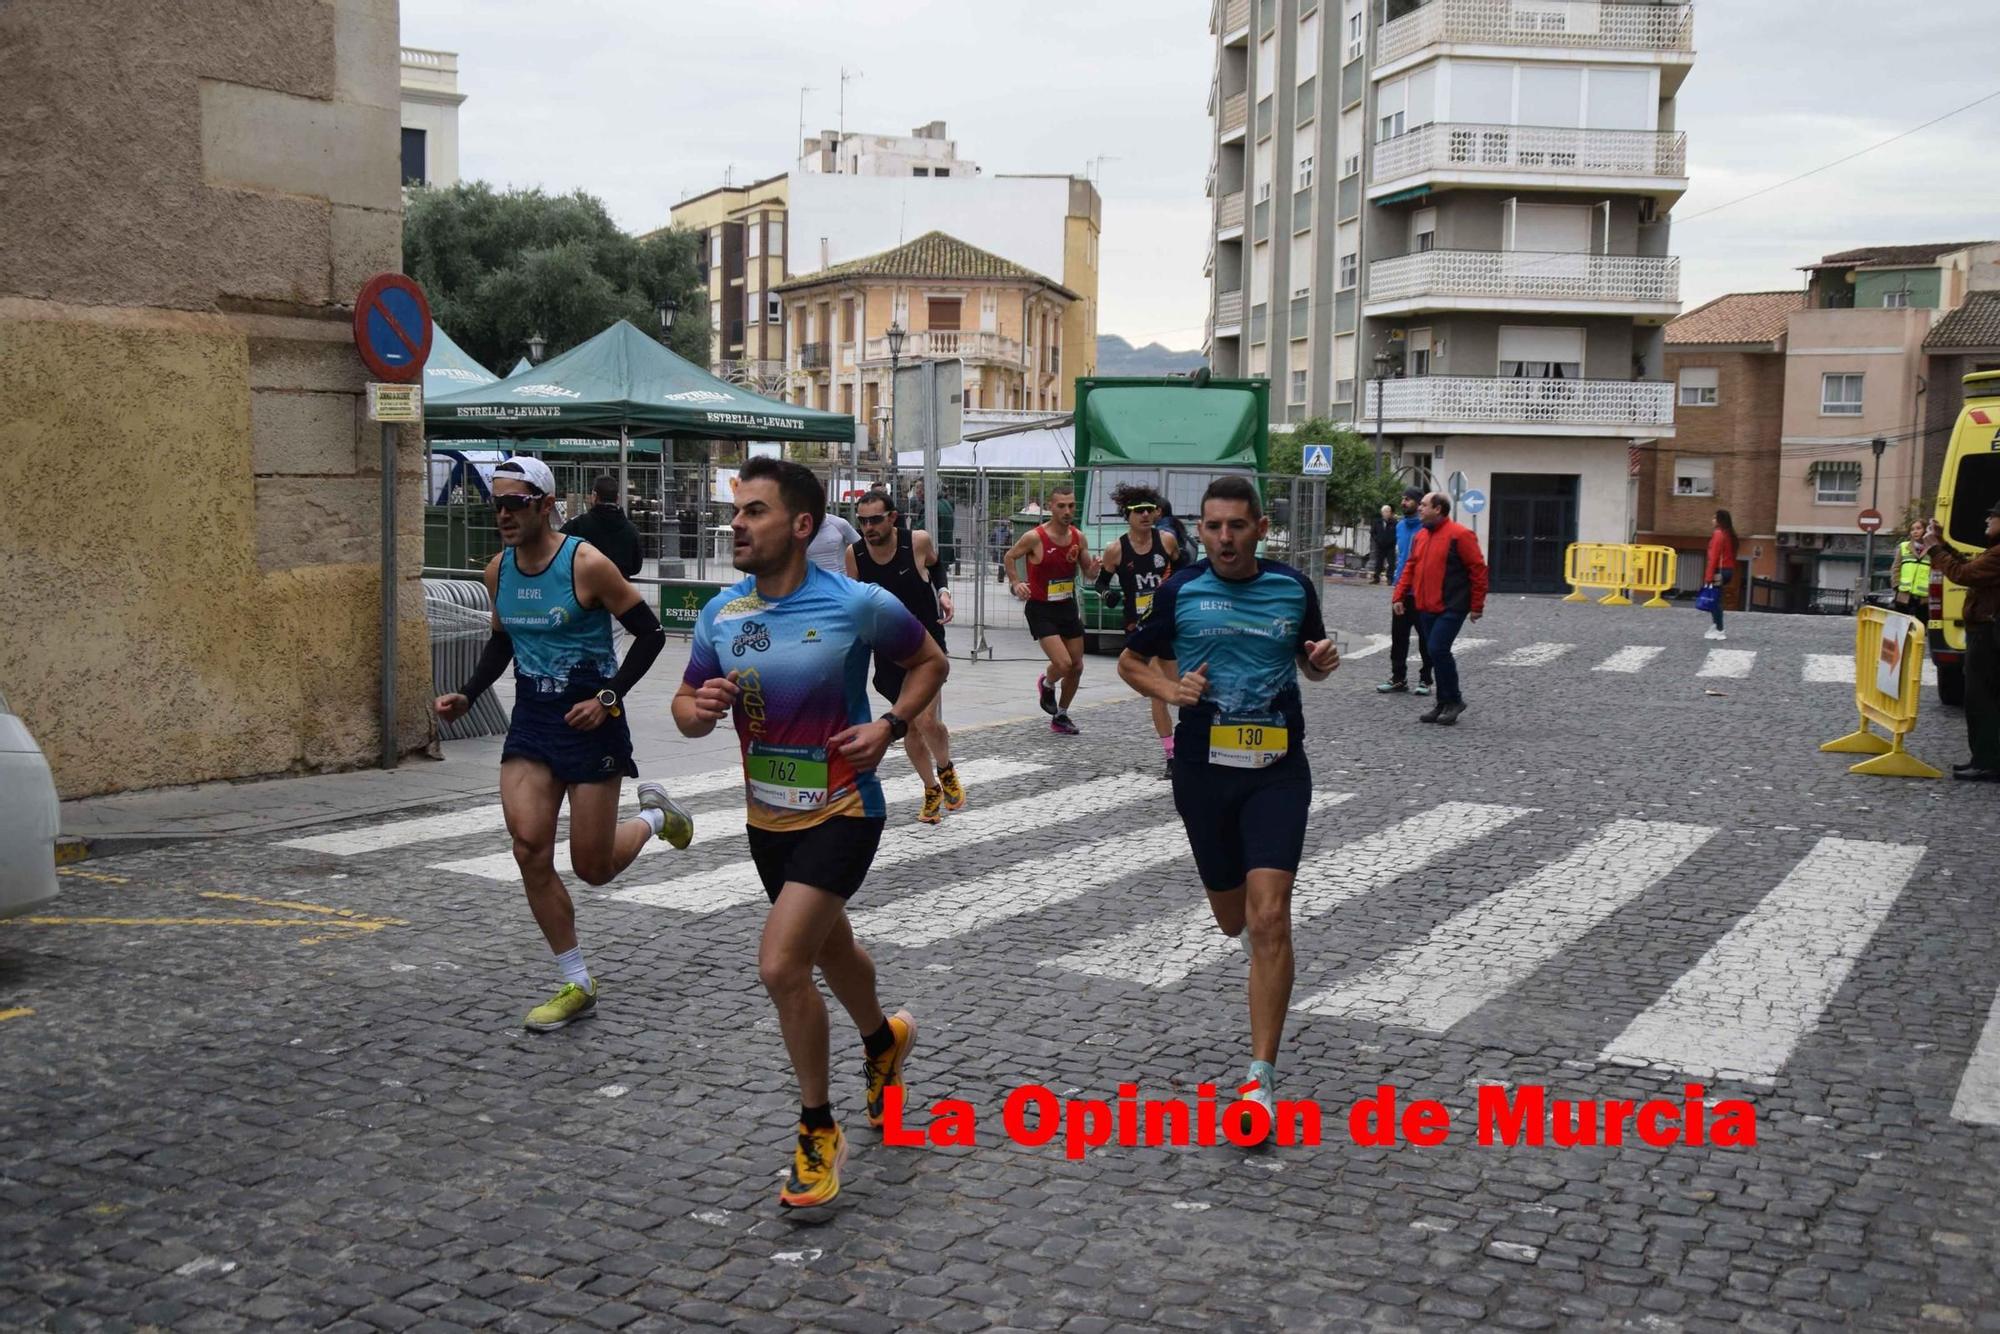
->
[496,536,618,692]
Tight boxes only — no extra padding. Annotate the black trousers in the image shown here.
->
[1965,621,2000,769]
[1390,604,1433,684]
[1371,548,1390,581]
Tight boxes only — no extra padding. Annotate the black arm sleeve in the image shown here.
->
[930,558,950,591]
[608,601,666,699]
[458,628,514,707]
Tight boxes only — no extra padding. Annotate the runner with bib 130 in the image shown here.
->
[1003,483,1100,735]
[673,458,948,1210]
[1118,476,1340,1131]
[1095,482,1181,775]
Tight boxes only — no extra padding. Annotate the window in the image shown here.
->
[1338,252,1357,289]
[1377,109,1405,141]
[768,292,783,324]
[935,168,950,178]
[1498,325,1585,379]
[1290,368,1309,403]
[1335,377,1354,403]
[1678,367,1719,407]
[747,222,762,260]
[1412,207,1437,254]
[710,230,722,269]
[913,167,930,176]
[400,127,427,187]
[1673,457,1715,496]
[1822,373,1864,416]
[1297,153,1314,188]
[1813,461,1863,504]
[769,221,785,257]
[926,297,962,331]
[1883,289,1910,309]
[1346,10,1363,61]
[1298,12,1319,79]
[1408,328,1432,377]
[743,290,757,327]
[1341,153,1360,178]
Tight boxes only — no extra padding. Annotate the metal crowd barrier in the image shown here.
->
[423,577,510,740]
[1818,606,1941,779]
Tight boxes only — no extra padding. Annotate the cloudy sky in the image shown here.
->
[404,0,1999,349]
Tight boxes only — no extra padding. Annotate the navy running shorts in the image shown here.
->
[747,817,886,902]
[501,686,637,786]
[1170,755,1312,892]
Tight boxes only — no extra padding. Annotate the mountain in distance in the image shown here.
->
[1095,334,1207,377]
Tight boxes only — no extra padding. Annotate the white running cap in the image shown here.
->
[494,456,556,495]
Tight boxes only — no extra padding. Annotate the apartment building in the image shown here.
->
[664,175,791,391]
[799,120,979,177]
[1204,0,1692,591]
[399,46,464,189]
[775,232,1076,459]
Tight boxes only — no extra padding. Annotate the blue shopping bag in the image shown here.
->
[1695,584,1720,613]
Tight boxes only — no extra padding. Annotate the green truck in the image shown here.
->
[1027,374,1272,652]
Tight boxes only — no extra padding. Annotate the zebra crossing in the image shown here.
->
[1339,636,1937,686]
[275,759,1998,1124]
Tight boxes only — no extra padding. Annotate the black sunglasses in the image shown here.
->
[493,493,543,512]
[857,513,891,526]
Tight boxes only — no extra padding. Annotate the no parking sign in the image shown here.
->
[352,273,433,383]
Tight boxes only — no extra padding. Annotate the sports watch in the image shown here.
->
[881,711,909,741]
[595,688,622,718]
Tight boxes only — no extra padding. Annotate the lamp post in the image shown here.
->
[1371,348,1395,476]
[655,294,679,339]
[526,331,547,364]
[1864,434,1888,603]
[885,319,906,492]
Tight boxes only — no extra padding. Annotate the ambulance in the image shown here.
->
[1927,370,2000,706]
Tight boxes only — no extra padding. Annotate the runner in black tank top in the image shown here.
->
[846,489,966,822]
[1097,482,1182,776]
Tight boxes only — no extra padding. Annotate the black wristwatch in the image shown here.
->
[881,711,909,741]
[595,688,622,718]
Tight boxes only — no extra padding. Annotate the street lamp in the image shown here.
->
[885,320,906,489]
[526,331,547,364]
[1371,348,1396,475]
[656,294,679,336]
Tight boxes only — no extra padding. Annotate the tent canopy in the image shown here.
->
[425,319,854,443]
[424,324,501,396]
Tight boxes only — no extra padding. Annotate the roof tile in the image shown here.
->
[775,231,1076,297]
[1924,291,2000,350]
[1665,290,1804,346]
[1810,241,1993,269]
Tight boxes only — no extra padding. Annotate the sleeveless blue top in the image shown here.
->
[497,536,618,693]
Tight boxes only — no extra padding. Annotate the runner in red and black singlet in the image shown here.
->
[1096,482,1181,776]
[845,489,967,823]
[1003,484,1099,735]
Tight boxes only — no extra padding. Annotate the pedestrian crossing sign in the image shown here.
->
[1302,444,1333,475]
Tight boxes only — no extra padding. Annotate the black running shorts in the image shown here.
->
[873,624,947,706]
[1025,599,1084,641]
[746,817,886,902]
[1170,756,1312,892]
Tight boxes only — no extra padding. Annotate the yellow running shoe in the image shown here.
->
[779,1124,847,1209]
[918,786,944,825]
[524,981,597,1032]
[636,781,694,850]
[937,764,966,812]
[864,1008,919,1128]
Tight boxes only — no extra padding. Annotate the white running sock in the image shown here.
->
[637,807,666,837]
[554,946,592,990]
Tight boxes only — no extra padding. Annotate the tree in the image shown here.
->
[1273,417,1401,533]
[402,182,709,373]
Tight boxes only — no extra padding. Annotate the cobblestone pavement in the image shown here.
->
[6,589,1998,1332]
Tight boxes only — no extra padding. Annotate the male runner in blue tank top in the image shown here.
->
[433,457,694,1033]
[1120,476,1341,1126]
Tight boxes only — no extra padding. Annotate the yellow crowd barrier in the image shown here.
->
[1818,606,1941,779]
[1627,544,1678,608]
[1562,543,1633,605]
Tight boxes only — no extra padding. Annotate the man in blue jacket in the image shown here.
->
[1376,487,1434,696]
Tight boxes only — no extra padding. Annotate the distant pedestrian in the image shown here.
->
[561,475,644,578]
[1376,487,1435,697]
[1391,492,1487,726]
[1156,499,1195,572]
[1369,505,1396,584]
[909,478,958,573]
[1920,505,2000,782]
[1895,520,1931,623]
[1702,509,1739,640]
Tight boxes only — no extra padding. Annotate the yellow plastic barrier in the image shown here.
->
[1627,544,1678,608]
[1563,543,1633,605]
[1818,607,1941,779]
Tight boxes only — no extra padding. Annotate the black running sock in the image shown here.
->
[800,1102,836,1131]
[861,1020,896,1059]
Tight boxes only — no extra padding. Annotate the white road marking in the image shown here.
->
[1296,819,1716,1031]
[1343,634,1392,661]
[615,768,1175,916]
[1598,836,1926,1082]
[1493,642,1574,668]
[1595,646,1666,674]
[1697,649,1756,679]
[1804,654,1855,684]
[427,758,1042,884]
[854,792,1355,948]
[1950,990,2000,1125]
[1046,801,1532,989]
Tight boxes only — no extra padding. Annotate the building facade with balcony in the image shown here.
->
[775,232,1075,458]
[663,175,791,387]
[1203,0,1694,591]
[399,47,465,189]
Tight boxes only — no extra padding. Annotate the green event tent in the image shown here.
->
[424,319,854,445]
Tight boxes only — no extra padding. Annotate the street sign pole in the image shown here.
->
[1862,436,1887,600]
[924,360,940,542]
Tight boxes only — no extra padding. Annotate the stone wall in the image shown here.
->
[0,0,432,798]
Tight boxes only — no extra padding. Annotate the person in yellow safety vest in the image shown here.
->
[1895,520,1931,622]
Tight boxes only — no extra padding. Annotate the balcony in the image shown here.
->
[861,330,1025,365]
[1217,190,1245,232]
[1215,289,1244,331]
[1220,92,1248,140]
[1220,0,1250,39]
[1364,375,1675,438]
[1368,123,1687,203]
[1377,0,1693,90]
[795,341,830,371]
[1365,249,1680,317]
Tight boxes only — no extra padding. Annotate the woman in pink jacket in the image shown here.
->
[1703,510,1739,640]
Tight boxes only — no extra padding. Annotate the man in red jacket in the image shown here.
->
[1391,492,1488,725]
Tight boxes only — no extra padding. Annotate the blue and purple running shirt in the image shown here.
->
[684,562,930,831]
